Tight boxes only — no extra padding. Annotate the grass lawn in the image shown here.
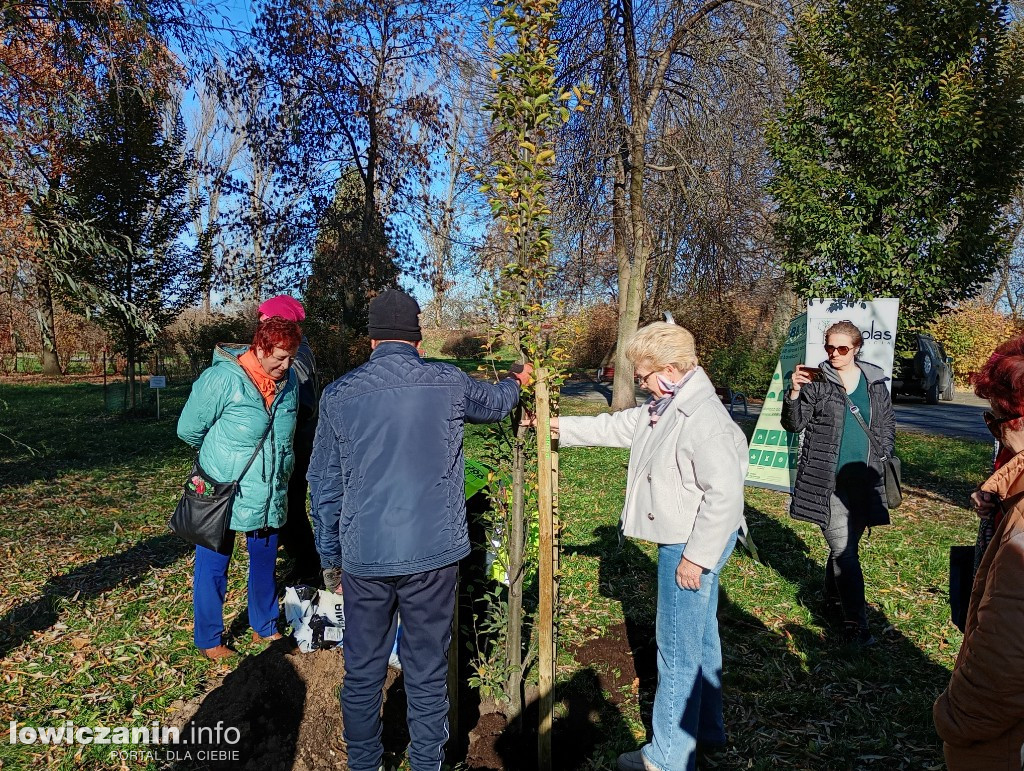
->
[0,379,983,769]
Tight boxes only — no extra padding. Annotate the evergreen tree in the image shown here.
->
[303,169,399,380]
[64,76,196,403]
[768,0,1024,329]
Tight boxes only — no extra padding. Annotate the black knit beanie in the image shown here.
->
[367,289,422,342]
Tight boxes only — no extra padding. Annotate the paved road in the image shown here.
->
[561,380,993,444]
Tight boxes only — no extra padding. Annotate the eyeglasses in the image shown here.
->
[983,410,1021,438]
[824,345,853,356]
[634,370,655,386]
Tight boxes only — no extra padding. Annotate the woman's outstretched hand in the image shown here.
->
[520,411,557,430]
[676,555,703,591]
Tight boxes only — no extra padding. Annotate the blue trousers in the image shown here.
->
[340,565,457,771]
[643,531,738,771]
[193,529,279,649]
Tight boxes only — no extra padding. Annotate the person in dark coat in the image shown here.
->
[781,319,896,645]
[308,289,533,771]
[258,295,322,585]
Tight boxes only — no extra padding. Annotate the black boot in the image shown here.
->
[842,621,876,648]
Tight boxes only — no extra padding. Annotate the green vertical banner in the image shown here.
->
[745,313,807,492]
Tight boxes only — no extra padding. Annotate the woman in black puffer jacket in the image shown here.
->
[781,320,896,645]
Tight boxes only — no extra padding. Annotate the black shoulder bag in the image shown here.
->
[169,414,275,552]
[841,389,903,509]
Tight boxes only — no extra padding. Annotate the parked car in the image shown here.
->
[891,333,955,404]
[596,363,615,383]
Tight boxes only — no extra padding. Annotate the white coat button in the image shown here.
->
[647,473,652,481]
[647,512,654,521]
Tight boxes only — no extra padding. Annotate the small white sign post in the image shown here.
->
[149,376,166,419]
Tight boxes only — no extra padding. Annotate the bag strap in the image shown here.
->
[840,386,889,462]
[232,407,277,486]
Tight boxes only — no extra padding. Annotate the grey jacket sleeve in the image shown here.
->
[558,407,643,448]
[877,387,897,456]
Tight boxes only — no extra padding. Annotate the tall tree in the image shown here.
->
[241,0,452,286]
[421,52,483,328]
[477,0,587,736]
[556,0,774,409]
[185,64,246,312]
[0,0,209,372]
[64,76,197,404]
[303,169,398,380]
[768,0,1024,330]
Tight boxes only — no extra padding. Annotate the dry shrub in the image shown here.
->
[929,302,1024,386]
[555,303,619,368]
[661,298,745,364]
[662,292,785,397]
[54,309,111,373]
[441,329,489,358]
[165,308,256,378]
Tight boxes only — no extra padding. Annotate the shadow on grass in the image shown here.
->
[567,514,950,768]
[737,504,950,766]
[0,533,190,657]
[895,432,992,509]
[466,668,634,771]
[170,639,306,770]
[564,527,659,736]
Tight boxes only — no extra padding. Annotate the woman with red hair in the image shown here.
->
[934,332,1024,769]
[177,317,301,659]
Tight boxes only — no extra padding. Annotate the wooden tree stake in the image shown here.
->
[536,367,554,770]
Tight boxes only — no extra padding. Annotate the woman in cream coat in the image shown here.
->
[554,322,748,771]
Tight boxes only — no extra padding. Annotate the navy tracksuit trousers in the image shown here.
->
[340,564,457,771]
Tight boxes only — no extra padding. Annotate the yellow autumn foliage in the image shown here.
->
[929,303,1024,386]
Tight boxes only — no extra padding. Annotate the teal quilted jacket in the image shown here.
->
[177,344,298,532]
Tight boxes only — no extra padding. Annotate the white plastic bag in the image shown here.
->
[284,585,403,664]
[284,585,345,653]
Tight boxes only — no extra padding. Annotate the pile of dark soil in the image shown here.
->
[165,642,406,770]
[164,625,649,771]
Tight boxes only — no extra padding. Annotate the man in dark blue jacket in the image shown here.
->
[308,289,531,771]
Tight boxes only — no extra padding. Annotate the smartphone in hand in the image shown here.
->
[797,365,822,381]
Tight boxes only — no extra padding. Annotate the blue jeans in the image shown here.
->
[193,529,280,649]
[642,530,738,771]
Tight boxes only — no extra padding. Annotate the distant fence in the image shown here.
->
[100,355,196,415]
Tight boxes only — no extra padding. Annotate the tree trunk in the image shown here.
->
[505,417,527,722]
[126,334,137,410]
[200,240,213,314]
[611,134,651,411]
[35,266,61,376]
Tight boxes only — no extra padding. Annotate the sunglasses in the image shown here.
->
[983,410,1021,438]
[824,344,854,355]
[634,370,655,386]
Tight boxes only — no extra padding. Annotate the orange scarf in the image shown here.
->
[239,349,278,408]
